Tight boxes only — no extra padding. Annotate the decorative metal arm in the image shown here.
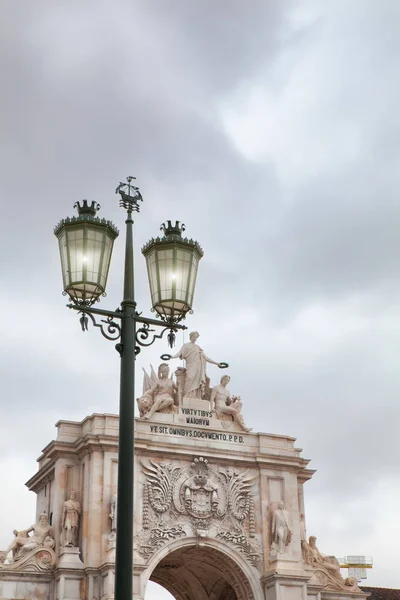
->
[78,311,122,341]
[68,303,186,349]
[136,323,179,350]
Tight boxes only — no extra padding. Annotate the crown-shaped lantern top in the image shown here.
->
[73,200,101,217]
[160,221,186,240]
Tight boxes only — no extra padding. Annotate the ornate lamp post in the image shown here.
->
[54,177,203,600]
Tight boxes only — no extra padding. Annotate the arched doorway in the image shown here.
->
[146,541,260,600]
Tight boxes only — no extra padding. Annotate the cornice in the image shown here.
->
[25,462,55,493]
[0,571,54,582]
[135,442,312,475]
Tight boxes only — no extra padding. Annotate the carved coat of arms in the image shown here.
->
[138,456,261,567]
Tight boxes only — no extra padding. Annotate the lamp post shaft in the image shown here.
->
[115,210,136,600]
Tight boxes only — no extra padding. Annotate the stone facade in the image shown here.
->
[0,408,368,600]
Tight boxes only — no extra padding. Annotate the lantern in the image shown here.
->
[142,221,203,323]
[54,200,119,306]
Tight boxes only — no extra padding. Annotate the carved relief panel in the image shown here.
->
[137,456,262,569]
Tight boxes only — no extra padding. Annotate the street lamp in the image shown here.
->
[54,177,203,600]
[142,220,203,323]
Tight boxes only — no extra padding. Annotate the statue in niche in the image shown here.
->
[169,331,227,399]
[109,494,117,532]
[271,502,292,554]
[6,514,54,561]
[210,375,252,432]
[137,363,178,419]
[60,490,81,547]
[304,536,342,579]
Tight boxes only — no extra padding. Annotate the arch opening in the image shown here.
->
[148,544,255,600]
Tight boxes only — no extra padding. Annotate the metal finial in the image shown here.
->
[115,176,143,212]
[160,221,186,238]
[74,200,101,216]
[79,313,89,331]
[167,329,176,348]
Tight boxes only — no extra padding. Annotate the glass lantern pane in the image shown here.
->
[100,236,112,288]
[58,231,69,287]
[187,255,199,305]
[157,249,173,300]
[149,261,158,301]
[85,226,106,287]
[67,228,84,283]
[161,256,174,300]
[175,256,190,302]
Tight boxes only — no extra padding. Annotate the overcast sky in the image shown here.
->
[1,1,399,597]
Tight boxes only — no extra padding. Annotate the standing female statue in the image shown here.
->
[170,331,226,399]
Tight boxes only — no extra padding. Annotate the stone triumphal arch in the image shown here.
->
[146,539,261,599]
[0,351,367,600]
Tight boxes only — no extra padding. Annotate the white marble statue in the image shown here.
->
[305,536,342,579]
[300,513,310,563]
[170,332,225,399]
[210,375,252,432]
[6,514,54,561]
[137,363,177,419]
[109,494,117,532]
[271,502,292,554]
[60,491,81,547]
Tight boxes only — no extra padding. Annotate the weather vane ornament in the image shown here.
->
[115,176,143,212]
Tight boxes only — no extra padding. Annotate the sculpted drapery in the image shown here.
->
[61,491,81,547]
[171,331,223,398]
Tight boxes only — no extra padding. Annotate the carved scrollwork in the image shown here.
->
[220,468,256,522]
[216,531,261,568]
[309,568,360,592]
[138,525,186,559]
[142,461,181,513]
[0,546,57,573]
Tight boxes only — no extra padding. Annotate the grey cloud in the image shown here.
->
[0,0,399,590]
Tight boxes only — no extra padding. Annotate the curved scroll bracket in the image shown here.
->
[136,323,178,350]
[78,311,121,342]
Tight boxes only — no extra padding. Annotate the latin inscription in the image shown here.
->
[181,408,212,426]
[150,425,244,444]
